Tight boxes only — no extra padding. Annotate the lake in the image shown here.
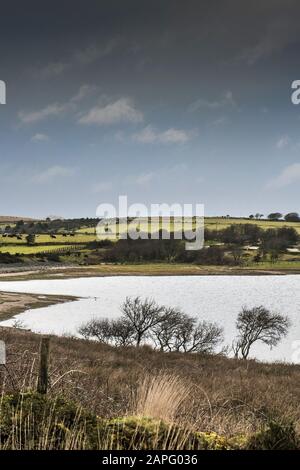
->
[0,275,299,363]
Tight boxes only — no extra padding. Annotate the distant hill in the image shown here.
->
[0,216,36,223]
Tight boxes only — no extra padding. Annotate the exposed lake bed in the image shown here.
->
[0,290,77,321]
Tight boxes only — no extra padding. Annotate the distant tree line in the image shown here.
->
[205,224,298,245]
[100,224,299,265]
[0,252,23,264]
[249,212,300,222]
[0,218,100,236]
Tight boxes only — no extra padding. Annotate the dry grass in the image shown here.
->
[134,373,191,422]
[0,327,300,438]
[0,395,88,450]
[0,399,213,450]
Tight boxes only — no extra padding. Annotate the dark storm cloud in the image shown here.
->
[1,1,300,217]
[0,0,299,101]
[2,0,298,110]
[2,1,300,71]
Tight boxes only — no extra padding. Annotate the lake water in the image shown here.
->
[0,275,299,363]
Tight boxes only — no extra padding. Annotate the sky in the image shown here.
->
[1,0,300,218]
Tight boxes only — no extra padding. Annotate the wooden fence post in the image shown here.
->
[37,336,50,394]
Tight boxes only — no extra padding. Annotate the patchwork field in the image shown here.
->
[0,233,96,244]
[205,217,300,233]
[93,217,300,236]
[0,244,68,255]
[0,217,299,268]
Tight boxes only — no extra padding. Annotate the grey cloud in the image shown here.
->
[18,85,96,124]
[32,165,76,184]
[132,125,195,144]
[266,163,300,189]
[78,98,143,126]
[31,133,49,142]
[18,103,69,124]
[188,91,236,112]
[31,38,120,79]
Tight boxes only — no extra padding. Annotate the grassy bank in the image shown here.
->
[1,262,300,282]
[0,327,299,450]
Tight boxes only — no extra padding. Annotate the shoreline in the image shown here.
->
[0,291,78,322]
[0,263,300,281]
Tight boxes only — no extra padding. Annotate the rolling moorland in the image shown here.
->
[0,214,300,450]
[0,327,299,450]
[1,215,300,279]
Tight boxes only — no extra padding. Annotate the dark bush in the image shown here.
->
[0,252,23,264]
[0,392,98,449]
[45,252,61,262]
[247,420,298,450]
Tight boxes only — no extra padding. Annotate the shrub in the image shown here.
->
[0,393,298,450]
[0,252,23,264]
[0,392,98,450]
[99,416,245,450]
[45,252,61,262]
[247,420,299,450]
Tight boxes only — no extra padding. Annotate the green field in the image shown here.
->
[0,244,68,254]
[204,217,300,233]
[75,227,96,234]
[1,216,300,259]
[0,233,96,244]
[94,217,300,237]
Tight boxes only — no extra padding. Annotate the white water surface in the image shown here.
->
[0,276,299,362]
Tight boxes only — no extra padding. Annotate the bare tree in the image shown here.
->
[78,318,112,342]
[172,315,195,352]
[187,321,224,353]
[109,318,136,347]
[151,308,188,351]
[79,297,223,354]
[78,317,135,346]
[152,308,223,353]
[121,297,165,346]
[173,319,223,353]
[233,306,290,359]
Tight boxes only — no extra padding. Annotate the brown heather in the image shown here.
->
[0,326,300,439]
